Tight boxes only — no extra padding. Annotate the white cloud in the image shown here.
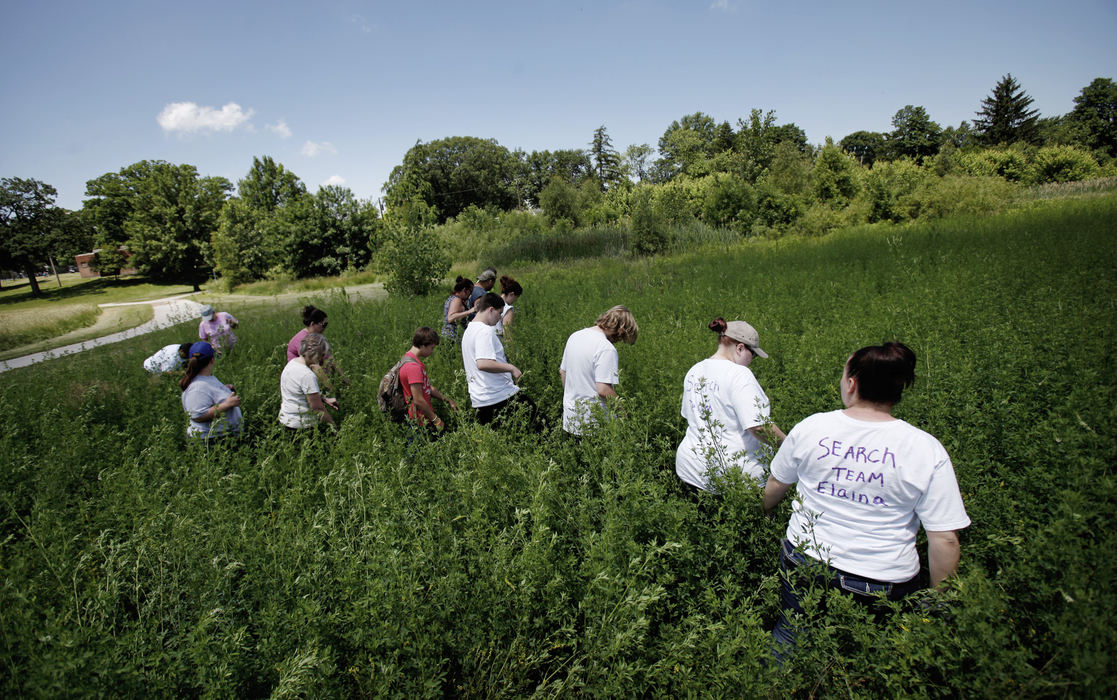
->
[157,101,253,134]
[302,140,338,157]
[322,175,347,187]
[710,0,735,11]
[267,119,292,139]
[348,14,373,33]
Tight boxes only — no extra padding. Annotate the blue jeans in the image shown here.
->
[771,538,922,654]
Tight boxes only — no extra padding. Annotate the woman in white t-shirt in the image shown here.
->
[676,317,785,491]
[278,333,338,431]
[495,275,522,337]
[762,342,970,653]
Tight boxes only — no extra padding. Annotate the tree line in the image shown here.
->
[2,75,1114,297]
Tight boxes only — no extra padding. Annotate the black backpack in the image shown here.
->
[377,355,419,422]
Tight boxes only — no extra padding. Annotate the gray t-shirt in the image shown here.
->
[181,375,243,438]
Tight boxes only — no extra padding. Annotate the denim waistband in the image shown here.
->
[780,538,920,591]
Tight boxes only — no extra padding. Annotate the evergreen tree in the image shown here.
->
[974,74,1040,145]
[589,125,623,190]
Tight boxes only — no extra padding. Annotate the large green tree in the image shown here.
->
[1067,77,1117,158]
[384,136,518,223]
[974,74,1040,146]
[122,162,232,290]
[733,110,809,182]
[654,112,729,181]
[213,158,310,285]
[83,160,162,251]
[283,186,381,279]
[519,149,593,208]
[0,177,60,296]
[888,105,943,162]
[238,155,307,212]
[839,131,887,166]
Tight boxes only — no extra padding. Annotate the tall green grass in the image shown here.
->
[1,195,1114,696]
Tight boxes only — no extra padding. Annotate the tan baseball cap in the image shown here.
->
[724,320,768,358]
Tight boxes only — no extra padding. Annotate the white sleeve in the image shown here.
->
[915,456,971,531]
[299,368,321,396]
[730,373,768,430]
[474,328,499,361]
[593,345,619,385]
[769,423,803,484]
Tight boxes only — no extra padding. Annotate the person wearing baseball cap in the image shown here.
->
[466,267,498,318]
[179,341,243,441]
[676,316,786,493]
[198,305,239,352]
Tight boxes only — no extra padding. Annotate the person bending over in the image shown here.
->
[559,305,638,436]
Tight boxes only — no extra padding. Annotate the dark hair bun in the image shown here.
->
[708,317,727,334]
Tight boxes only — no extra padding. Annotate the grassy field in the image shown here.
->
[0,275,193,354]
[1,194,1114,696]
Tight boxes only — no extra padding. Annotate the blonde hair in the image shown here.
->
[596,305,638,344]
[299,332,331,366]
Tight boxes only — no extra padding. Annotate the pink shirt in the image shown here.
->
[199,312,238,349]
[287,328,309,361]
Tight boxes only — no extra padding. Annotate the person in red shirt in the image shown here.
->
[399,327,458,430]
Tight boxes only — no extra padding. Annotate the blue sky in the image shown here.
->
[2,0,1114,211]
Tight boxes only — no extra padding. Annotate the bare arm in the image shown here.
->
[408,383,443,427]
[762,476,794,515]
[926,530,961,587]
[749,423,787,448]
[595,382,617,399]
[476,358,522,381]
[559,369,566,388]
[429,385,457,411]
[196,392,241,423]
[446,298,471,322]
[306,392,336,425]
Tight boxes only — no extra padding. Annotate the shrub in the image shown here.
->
[958,145,1033,182]
[380,200,449,297]
[861,159,928,223]
[702,174,757,233]
[1027,145,1102,184]
[630,188,668,254]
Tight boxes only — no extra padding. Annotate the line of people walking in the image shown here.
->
[157,266,970,659]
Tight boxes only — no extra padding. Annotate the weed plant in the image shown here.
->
[1,195,1115,696]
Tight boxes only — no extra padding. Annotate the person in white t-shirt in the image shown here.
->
[495,275,522,337]
[762,342,970,653]
[461,292,531,425]
[278,333,338,431]
[676,317,786,491]
[559,305,639,436]
[143,342,192,374]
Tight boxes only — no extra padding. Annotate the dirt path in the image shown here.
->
[0,283,385,374]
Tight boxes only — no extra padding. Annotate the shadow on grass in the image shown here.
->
[0,276,171,306]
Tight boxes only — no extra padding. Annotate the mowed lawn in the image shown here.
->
[0,275,193,354]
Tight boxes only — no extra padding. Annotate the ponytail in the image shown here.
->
[179,354,212,391]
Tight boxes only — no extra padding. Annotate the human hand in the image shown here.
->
[324,397,339,409]
[448,399,458,411]
[511,367,523,382]
[221,394,241,411]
